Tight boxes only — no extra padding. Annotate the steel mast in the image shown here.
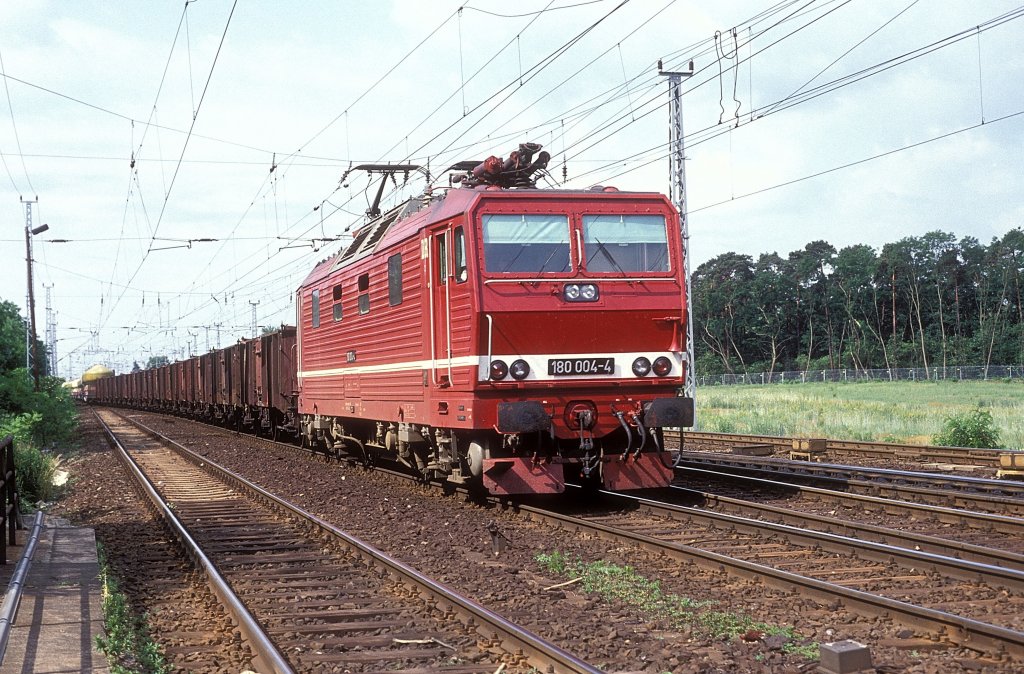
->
[658,60,696,409]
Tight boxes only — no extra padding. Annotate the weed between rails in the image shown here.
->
[535,551,817,658]
[95,545,170,674]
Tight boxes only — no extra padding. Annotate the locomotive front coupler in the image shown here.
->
[574,408,595,452]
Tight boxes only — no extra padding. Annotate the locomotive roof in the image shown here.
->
[298,186,672,289]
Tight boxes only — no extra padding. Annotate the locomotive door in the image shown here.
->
[430,228,452,387]
[430,223,469,388]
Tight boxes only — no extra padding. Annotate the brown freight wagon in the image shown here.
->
[213,347,231,425]
[170,360,186,415]
[224,340,249,430]
[255,327,298,439]
[198,351,218,421]
[182,357,199,417]
[143,368,155,408]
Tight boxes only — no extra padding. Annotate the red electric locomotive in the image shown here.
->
[296,144,693,494]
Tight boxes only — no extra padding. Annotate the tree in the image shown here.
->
[690,231,1024,377]
[0,296,77,447]
[131,361,142,373]
[833,245,880,371]
[146,355,170,369]
[749,253,792,375]
[692,253,755,373]
[788,241,837,369]
[0,301,28,373]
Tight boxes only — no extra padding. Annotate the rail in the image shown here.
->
[517,498,1024,659]
[668,430,1005,467]
[93,412,294,674]
[0,436,17,565]
[114,409,602,674]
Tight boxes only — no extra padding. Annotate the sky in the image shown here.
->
[0,0,1021,378]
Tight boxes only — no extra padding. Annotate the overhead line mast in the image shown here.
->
[658,60,696,416]
[21,196,48,390]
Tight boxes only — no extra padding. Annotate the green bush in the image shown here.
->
[0,367,77,509]
[0,370,77,447]
[1,413,59,507]
[933,408,1002,449]
[13,442,58,505]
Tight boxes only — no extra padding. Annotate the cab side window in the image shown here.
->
[437,234,448,285]
[357,273,370,314]
[332,284,343,321]
[388,253,403,305]
[454,227,467,283]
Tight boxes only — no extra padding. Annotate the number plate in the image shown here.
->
[547,357,615,376]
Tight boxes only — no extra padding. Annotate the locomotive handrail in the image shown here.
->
[444,230,453,383]
[485,313,493,377]
[428,232,440,386]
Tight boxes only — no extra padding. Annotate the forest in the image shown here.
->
[691,228,1024,376]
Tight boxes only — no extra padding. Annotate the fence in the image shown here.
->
[0,436,16,563]
[697,365,1024,387]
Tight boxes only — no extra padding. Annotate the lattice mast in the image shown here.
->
[658,61,696,408]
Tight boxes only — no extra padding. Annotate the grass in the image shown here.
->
[693,380,1024,449]
[536,551,816,658]
[13,445,60,508]
[95,545,171,674]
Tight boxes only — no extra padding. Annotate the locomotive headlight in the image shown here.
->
[563,283,599,302]
[490,360,509,380]
[632,357,652,377]
[652,356,673,377]
[509,359,530,380]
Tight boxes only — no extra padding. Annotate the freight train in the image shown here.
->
[94,143,694,495]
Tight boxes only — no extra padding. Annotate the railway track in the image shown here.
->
[674,452,1024,515]
[93,406,1024,666]
[94,408,601,674]
[168,411,1024,660]
[521,491,1024,661]
[665,430,1007,467]
[677,466,1024,562]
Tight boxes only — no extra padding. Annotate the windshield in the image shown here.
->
[482,214,571,274]
[582,214,670,273]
